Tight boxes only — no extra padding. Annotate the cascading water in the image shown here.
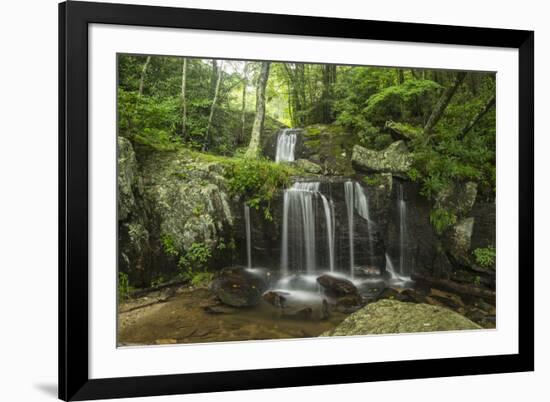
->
[275,129,298,162]
[344,182,355,277]
[320,194,335,272]
[280,182,336,275]
[354,182,375,263]
[398,183,407,275]
[280,182,319,275]
[244,204,252,269]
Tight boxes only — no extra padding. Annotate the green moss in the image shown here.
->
[386,121,423,140]
[363,175,386,187]
[304,126,322,137]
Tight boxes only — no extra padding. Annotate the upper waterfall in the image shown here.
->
[275,129,299,162]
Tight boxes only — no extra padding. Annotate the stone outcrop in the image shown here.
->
[322,299,481,336]
[117,138,238,286]
[435,181,478,216]
[352,141,412,178]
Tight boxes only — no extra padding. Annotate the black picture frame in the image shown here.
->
[59,1,534,400]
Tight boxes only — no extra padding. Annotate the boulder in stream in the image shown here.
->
[317,274,359,297]
[211,267,267,307]
[322,299,482,336]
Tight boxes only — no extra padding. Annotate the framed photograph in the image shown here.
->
[59,1,534,400]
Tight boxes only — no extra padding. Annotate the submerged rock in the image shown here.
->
[211,267,267,307]
[263,290,290,308]
[352,141,412,177]
[322,299,481,336]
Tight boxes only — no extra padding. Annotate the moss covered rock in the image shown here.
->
[352,141,412,178]
[322,299,481,336]
[293,158,322,174]
[141,149,234,256]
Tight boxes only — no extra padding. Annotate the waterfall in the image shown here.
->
[320,194,335,272]
[385,253,398,279]
[354,182,375,262]
[344,181,355,276]
[280,182,319,274]
[275,129,298,162]
[244,204,252,268]
[280,181,336,275]
[398,183,407,275]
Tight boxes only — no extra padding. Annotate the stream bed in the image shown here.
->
[118,287,348,346]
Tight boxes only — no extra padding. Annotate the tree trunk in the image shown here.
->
[181,58,187,139]
[204,61,223,151]
[424,71,467,135]
[458,94,496,140]
[239,63,249,145]
[397,68,405,84]
[210,60,218,97]
[321,64,337,123]
[245,62,271,158]
[138,56,151,96]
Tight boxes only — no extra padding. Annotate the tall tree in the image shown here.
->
[204,61,223,151]
[424,71,467,135]
[245,62,271,158]
[181,58,187,139]
[210,60,219,97]
[321,64,337,123]
[239,62,250,145]
[138,56,151,96]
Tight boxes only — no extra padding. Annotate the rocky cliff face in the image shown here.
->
[118,137,237,286]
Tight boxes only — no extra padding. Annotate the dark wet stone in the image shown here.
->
[211,267,267,307]
[317,274,358,297]
[263,290,290,308]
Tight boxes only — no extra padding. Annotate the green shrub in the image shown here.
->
[118,272,131,301]
[190,272,214,287]
[430,208,457,234]
[226,157,299,220]
[161,234,178,256]
[473,247,496,268]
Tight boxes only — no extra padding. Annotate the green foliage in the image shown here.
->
[364,79,441,125]
[118,272,131,301]
[473,247,496,268]
[190,272,214,287]
[161,234,178,257]
[118,89,181,151]
[429,208,457,234]
[226,157,300,220]
[178,242,212,272]
[176,242,213,286]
